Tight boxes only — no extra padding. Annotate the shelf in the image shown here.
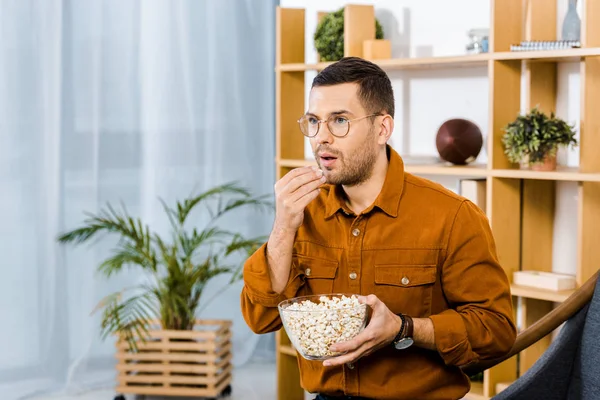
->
[404,163,488,177]
[510,283,575,303]
[277,48,600,72]
[493,47,600,62]
[279,344,297,357]
[277,53,490,72]
[492,167,600,182]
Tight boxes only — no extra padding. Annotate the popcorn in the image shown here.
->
[280,294,367,359]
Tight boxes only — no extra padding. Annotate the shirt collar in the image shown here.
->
[324,144,405,218]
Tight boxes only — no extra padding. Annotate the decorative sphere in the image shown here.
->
[435,119,483,165]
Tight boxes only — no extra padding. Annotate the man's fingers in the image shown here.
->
[359,294,381,309]
[289,175,325,203]
[282,168,324,196]
[276,166,317,190]
[329,327,375,353]
[323,343,370,367]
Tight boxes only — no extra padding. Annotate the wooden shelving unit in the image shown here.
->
[274,2,600,399]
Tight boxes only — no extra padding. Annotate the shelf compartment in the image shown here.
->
[510,283,575,303]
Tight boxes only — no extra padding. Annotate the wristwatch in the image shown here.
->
[392,314,414,350]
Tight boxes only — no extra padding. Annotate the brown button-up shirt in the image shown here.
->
[241,146,516,400]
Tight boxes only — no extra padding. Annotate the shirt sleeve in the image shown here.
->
[240,242,305,334]
[429,200,517,367]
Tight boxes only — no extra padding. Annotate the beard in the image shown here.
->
[314,130,378,186]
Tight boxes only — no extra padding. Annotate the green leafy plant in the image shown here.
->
[501,107,578,165]
[314,7,384,62]
[58,182,272,350]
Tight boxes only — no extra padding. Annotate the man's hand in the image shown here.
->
[273,166,326,232]
[267,166,326,294]
[322,294,401,367]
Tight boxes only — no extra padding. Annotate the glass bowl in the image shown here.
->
[277,293,368,360]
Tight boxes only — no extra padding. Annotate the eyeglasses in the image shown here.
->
[297,113,383,138]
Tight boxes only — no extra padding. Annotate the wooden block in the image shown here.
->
[363,39,391,60]
[513,270,576,291]
[344,5,375,58]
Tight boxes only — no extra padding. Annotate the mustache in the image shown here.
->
[316,146,341,157]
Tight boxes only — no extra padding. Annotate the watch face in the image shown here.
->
[394,337,414,350]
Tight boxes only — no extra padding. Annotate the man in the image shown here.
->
[241,57,516,400]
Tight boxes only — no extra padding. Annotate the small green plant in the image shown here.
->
[501,107,578,165]
[314,7,384,62]
[57,182,271,350]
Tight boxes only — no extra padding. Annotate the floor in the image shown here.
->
[28,362,299,400]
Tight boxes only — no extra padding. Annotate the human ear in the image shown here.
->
[377,115,394,145]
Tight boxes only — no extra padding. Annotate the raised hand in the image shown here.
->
[274,166,326,232]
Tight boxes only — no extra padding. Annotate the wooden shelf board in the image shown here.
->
[511,283,575,303]
[405,163,489,177]
[493,47,600,62]
[492,166,600,182]
[276,48,600,72]
[277,54,490,72]
[279,159,600,181]
[279,344,298,357]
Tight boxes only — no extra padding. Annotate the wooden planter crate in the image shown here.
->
[115,319,232,398]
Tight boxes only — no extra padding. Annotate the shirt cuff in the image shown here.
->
[243,243,303,307]
[429,309,479,367]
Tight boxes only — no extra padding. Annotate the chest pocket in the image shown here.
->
[374,265,437,317]
[293,254,339,295]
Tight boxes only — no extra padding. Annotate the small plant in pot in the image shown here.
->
[501,107,578,171]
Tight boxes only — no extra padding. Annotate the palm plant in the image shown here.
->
[58,182,272,350]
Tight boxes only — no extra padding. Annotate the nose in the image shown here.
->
[313,121,333,145]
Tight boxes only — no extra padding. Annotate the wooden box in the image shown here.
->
[115,319,232,398]
[363,39,392,60]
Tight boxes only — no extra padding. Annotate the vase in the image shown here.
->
[530,154,557,172]
[561,0,580,41]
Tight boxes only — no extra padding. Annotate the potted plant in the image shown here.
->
[314,7,384,62]
[501,107,578,171]
[57,182,271,399]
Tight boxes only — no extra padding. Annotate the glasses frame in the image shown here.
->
[297,113,383,138]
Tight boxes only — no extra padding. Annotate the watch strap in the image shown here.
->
[403,314,414,338]
[392,314,406,344]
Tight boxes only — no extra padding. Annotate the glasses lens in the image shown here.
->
[327,116,350,137]
[299,116,319,137]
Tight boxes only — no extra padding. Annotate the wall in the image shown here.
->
[279,0,582,277]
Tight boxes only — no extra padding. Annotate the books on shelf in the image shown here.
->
[510,40,581,51]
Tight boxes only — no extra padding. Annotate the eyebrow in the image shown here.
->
[305,110,355,118]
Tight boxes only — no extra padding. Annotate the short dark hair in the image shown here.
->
[311,57,395,118]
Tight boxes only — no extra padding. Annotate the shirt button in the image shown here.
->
[305,268,311,276]
[349,272,357,280]
[401,276,409,285]
[352,228,360,236]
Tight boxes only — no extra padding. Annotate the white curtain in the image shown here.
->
[0,0,276,398]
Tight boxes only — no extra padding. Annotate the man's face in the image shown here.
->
[307,83,380,186]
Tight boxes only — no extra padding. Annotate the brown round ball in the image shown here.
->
[435,119,483,165]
